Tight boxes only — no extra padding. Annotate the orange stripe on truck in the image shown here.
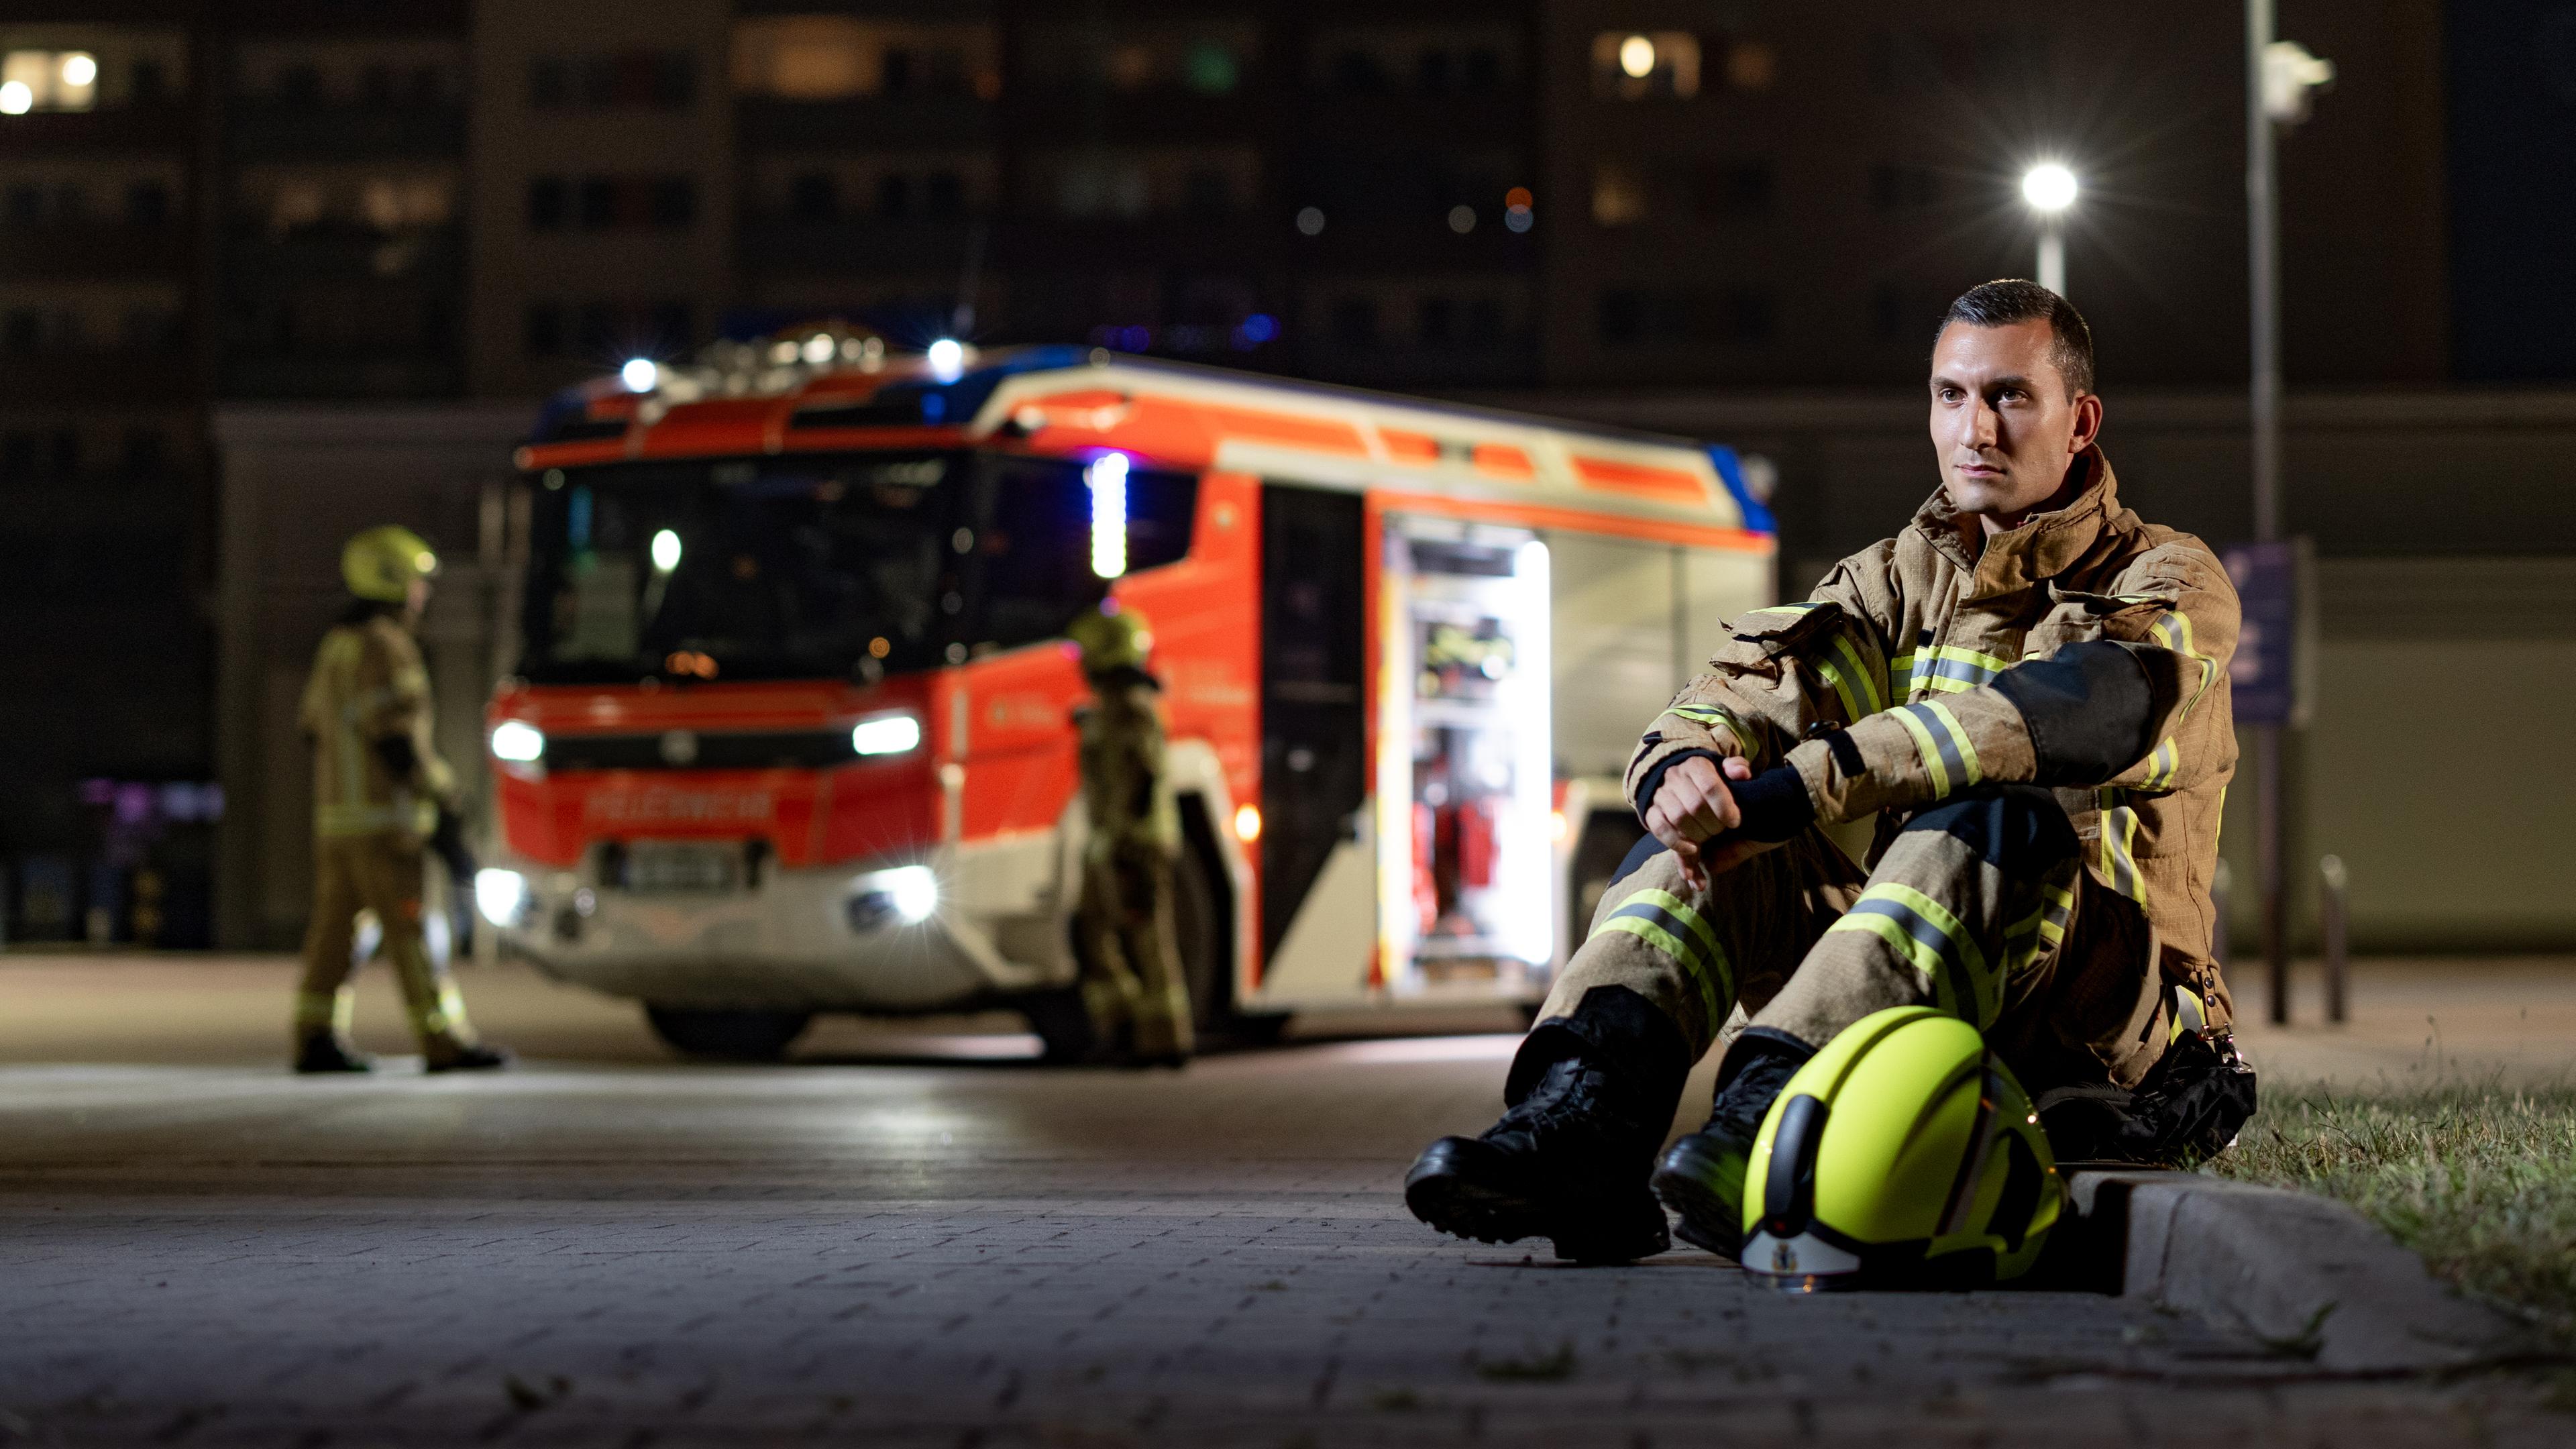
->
[1571,455,1709,504]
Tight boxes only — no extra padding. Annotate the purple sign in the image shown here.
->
[2220,541,2300,727]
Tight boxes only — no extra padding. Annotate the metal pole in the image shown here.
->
[2258,729,2287,1024]
[2248,0,2290,1025]
[2037,221,2065,297]
[2319,855,2349,1024]
[2249,0,2282,543]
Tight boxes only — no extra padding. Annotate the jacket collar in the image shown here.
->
[1912,445,2121,597]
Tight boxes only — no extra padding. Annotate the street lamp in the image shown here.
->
[2021,163,2078,296]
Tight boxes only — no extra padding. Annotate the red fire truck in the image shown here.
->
[476,335,1776,1059]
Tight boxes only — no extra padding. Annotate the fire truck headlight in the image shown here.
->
[851,712,922,757]
[845,865,938,932]
[490,720,545,763]
[621,357,657,391]
[888,866,938,922]
[474,869,529,926]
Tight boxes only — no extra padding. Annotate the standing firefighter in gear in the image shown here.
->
[1068,600,1193,1067]
[292,526,511,1075]
[1407,280,2256,1267]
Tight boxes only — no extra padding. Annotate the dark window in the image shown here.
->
[1598,287,1776,346]
[3,309,41,351]
[409,64,443,105]
[578,54,618,107]
[121,428,163,477]
[649,176,696,229]
[527,176,566,230]
[967,455,1198,650]
[361,63,396,107]
[653,52,696,108]
[1868,163,1939,211]
[1328,50,1384,93]
[1417,295,1454,347]
[924,170,964,217]
[881,48,914,94]
[529,56,568,107]
[649,300,690,351]
[789,172,838,224]
[52,183,84,222]
[278,64,323,107]
[1696,159,1776,217]
[1466,297,1503,347]
[877,173,912,220]
[1417,48,1452,95]
[926,49,967,95]
[0,432,34,477]
[5,184,40,225]
[121,307,173,347]
[1330,297,1378,350]
[577,176,616,229]
[1182,167,1232,216]
[125,180,170,227]
[131,59,166,103]
[1462,46,1501,91]
[574,301,614,353]
[525,302,564,356]
[48,428,78,477]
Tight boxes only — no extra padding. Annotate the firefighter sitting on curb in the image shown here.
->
[1066,600,1194,1068]
[1405,280,2257,1265]
[291,526,511,1075]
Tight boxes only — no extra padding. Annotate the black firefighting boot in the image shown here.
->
[1403,986,1690,1264]
[292,1030,375,1075]
[424,1040,513,1073]
[1651,1028,1815,1256]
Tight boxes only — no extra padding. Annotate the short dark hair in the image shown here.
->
[1936,279,2094,398]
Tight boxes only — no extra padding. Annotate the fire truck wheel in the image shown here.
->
[1169,843,1224,1034]
[642,1006,814,1062]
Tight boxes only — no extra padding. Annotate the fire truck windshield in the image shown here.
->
[517,450,1196,684]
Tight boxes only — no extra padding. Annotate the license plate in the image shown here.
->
[621,842,739,894]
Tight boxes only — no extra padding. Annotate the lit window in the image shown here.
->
[1,50,99,113]
[1589,32,1700,99]
[1591,163,1646,226]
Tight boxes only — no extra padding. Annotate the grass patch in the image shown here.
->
[2209,1081,2576,1340]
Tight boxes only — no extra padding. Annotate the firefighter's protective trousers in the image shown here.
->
[295,832,479,1052]
[1544,790,2167,1091]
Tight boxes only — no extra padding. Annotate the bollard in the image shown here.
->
[2319,855,2349,1025]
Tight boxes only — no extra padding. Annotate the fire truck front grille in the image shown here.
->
[542,729,859,771]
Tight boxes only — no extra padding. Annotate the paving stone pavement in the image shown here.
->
[0,963,2562,1446]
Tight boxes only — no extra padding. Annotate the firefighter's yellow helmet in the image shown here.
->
[1067,601,1152,673]
[1739,1007,2063,1291]
[342,525,441,602]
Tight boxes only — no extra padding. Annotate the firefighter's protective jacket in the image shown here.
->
[1625,448,2239,1020]
[1077,672,1180,860]
[300,612,456,839]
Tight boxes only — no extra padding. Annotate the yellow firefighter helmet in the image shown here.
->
[1739,1007,2063,1291]
[1067,601,1153,674]
[342,525,441,602]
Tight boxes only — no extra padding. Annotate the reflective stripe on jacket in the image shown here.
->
[1624,447,2239,1021]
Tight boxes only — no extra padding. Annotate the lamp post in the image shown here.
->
[2246,0,2334,1024]
[2021,163,2077,295]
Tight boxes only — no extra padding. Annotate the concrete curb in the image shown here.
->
[2065,1169,2534,1373]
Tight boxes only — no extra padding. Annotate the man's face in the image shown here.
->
[405,574,433,623]
[1927,319,2103,532]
